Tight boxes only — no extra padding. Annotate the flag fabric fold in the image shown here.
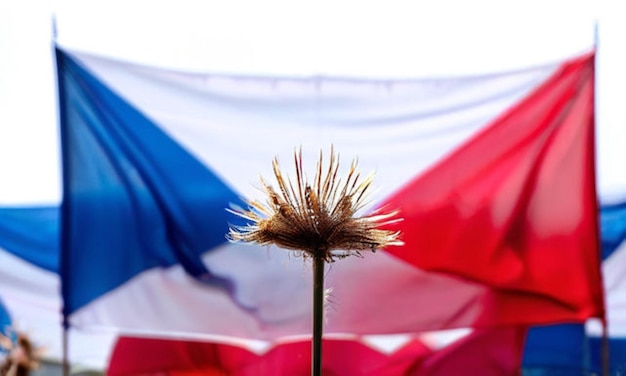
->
[107,328,525,376]
[55,45,603,342]
[381,52,603,326]
[56,49,245,317]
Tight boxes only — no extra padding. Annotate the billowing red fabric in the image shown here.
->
[107,328,525,375]
[414,327,526,376]
[381,52,604,326]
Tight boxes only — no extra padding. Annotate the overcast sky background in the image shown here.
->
[1,0,624,205]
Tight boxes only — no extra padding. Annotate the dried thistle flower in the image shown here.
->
[227,147,403,262]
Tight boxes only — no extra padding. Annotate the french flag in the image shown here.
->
[0,45,595,374]
[55,45,602,342]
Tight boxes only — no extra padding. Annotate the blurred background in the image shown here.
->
[1,1,625,374]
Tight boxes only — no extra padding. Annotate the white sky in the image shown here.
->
[1,0,625,205]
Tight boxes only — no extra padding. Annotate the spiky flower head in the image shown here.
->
[227,147,403,262]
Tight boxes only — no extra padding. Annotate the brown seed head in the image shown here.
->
[227,147,403,262]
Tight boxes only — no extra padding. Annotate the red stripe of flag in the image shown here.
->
[381,52,604,326]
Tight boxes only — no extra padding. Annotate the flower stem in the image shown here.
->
[312,254,325,376]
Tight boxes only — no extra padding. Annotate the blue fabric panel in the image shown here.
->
[0,206,59,273]
[522,324,588,371]
[599,201,626,260]
[56,48,245,316]
[0,298,10,333]
[588,337,626,374]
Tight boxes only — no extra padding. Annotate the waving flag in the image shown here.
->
[55,46,602,342]
[380,52,602,327]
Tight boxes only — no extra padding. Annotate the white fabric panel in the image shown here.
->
[71,50,559,201]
